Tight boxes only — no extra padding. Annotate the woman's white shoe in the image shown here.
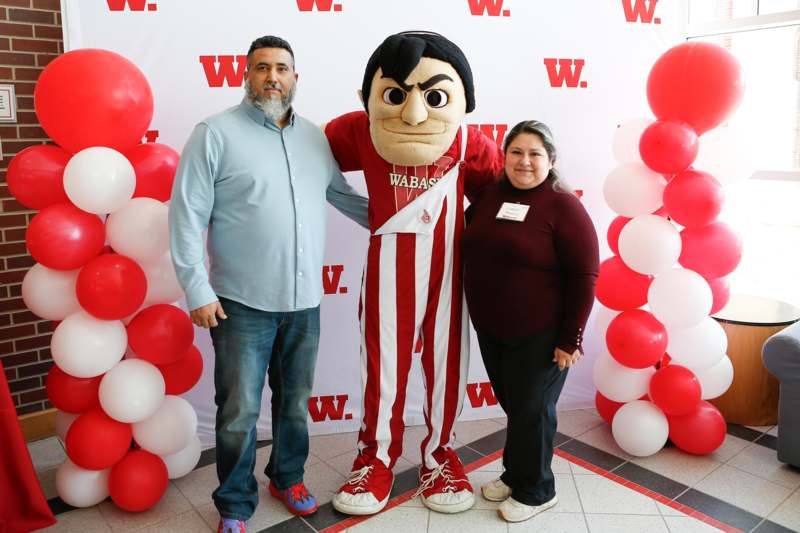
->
[480,478,512,502]
[497,495,558,522]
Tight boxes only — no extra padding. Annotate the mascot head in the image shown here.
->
[360,31,474,166]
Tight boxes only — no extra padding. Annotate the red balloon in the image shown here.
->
[668,401,726,455]
[595,391,626,425]
[108,450,168,512]
[606,216,630,256]
[65,407,132,470]
[606,309,667,369]
[650,365,702,416]
[647,42,744,135]
[663,170,724,228]
[26,204,105,270]
[76,254,148,320]
[639,120,699,174]
[127,304,194,366]
[679,222,742,279]
[126,143,180,202]
[158,345,204,395]
[596,256,652,311]
[46,366,101,413]
[707,276,731,315]
[7,145,71,209]
[34,49,153,154]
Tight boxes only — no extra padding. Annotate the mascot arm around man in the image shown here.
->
[324,31,503,516]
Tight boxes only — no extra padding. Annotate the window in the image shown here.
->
[686,1,800,307]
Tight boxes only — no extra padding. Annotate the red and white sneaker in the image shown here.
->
[332,454,394,515]
[415,448,475,513]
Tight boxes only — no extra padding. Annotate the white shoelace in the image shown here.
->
[345,464,374,493]
[412,459,468,498]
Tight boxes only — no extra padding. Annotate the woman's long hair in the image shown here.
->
[502,120,573,194]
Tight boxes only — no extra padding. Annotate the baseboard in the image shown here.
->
[19,408,57,442]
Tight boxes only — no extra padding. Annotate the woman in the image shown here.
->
[461,120,599,523]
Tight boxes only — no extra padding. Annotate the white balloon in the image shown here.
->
[106,198,169,264]
[99,359,165,423]
[21,264,81,320]
[612,400,669,457]
[51,311,127,378]
[55,459,110,508]
[594,304,620,346]
[161,435,202,479]
[695,124,756,183]
[133,395,198,456]
[142,251,184,305]
[667,317,727,371]
[618,215,681,275]
[54,410,79,443]
[63,147,135,215]
[612,118,653,163]
[696,355,734,400]
[593,351,655,403]
[648,269,712,329]
[603,162,666,217]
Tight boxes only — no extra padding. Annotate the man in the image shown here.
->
[169,35,368,533]
[324,31,504,515]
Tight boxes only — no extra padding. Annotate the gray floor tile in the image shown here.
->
[507,511,587,533]
[346,505,429,532]
[574,475,660,515]
[454,418,509,447]
[40,507,112,532]
[427,508,506,533]
[630,446,723,487]
[585,513,669,533]
[555,409,604,438]
[694,465,793,517]
[728,443,800,490]
[97,483,192,532]
[141,509,214,532]
[767,487,800,531]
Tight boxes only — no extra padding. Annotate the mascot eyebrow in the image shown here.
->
[361,31,475,114]
[383,73,455,92]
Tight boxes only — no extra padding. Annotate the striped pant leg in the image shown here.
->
[356,233,419,469]
[418,191,470,469]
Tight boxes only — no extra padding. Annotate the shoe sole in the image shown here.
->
[268,484,318,516]
[421,492,476,514]
[499,496,558,522]
[331,479,394,516]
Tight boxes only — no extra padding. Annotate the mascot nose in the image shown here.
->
[401,90,428,126]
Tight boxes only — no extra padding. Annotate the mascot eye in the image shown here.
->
[382,88,407,105]
[424,89,449,108]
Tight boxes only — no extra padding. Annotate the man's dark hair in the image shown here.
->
[361,31,475,114]
[247,35,295,67]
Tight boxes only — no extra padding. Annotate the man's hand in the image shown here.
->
[553,347,582,371]
[190,301,227,329]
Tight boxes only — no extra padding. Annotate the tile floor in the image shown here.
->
[27,410,800,532]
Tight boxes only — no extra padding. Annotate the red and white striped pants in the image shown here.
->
[356,174,470,470]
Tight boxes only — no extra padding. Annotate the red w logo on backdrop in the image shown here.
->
[308,395,352,422]
[467,0,510,17]
[199,55,247,88]
[622,0,660,24]
[466,382,499,408]
[106,0,157,11]
[296,0,343,11]
[543,58,588,89]
[323,265,348,295]
[470,124,508,149]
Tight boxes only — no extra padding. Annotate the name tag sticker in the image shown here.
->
[496,202,530,222]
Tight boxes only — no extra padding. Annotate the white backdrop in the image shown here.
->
[62,0,687,446]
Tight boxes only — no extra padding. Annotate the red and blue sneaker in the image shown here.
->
[217,518,246,533]
[268,481,319,516]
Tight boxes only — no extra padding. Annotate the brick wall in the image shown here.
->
[0,0,63,416]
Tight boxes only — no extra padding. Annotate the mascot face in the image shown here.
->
[367,57,466,166]
[362,31,474,167]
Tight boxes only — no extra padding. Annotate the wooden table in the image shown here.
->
[711,294,800,426]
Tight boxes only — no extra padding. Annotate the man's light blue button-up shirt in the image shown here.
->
[169,98,368,312]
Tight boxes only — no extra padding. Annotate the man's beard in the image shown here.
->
[246,80,296,123]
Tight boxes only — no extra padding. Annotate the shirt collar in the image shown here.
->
[240,97,296,129]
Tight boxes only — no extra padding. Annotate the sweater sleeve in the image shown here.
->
[462,125,504,202]
[552,193,600,354]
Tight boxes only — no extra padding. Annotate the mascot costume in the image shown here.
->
[324,31,503,515]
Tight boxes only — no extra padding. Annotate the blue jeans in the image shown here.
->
[210,297,320,521]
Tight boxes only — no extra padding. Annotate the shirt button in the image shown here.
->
[299,248,303,254]
[298,223,302,228]
[298,271,303,277]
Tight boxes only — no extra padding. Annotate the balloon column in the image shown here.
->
[9,49,202,512]
[594,42,744,457]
